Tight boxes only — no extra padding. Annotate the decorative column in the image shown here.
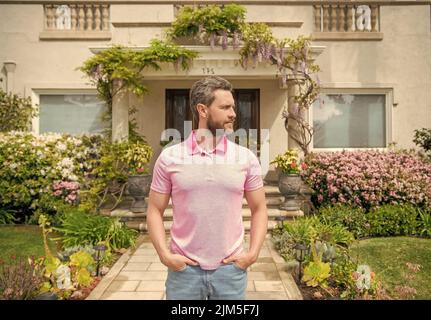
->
[322,5,330,32]
[285,75,313,214]
[286,75,306,158]
[313,5,321,32]
[3,61,17,93]
[112,78,129,142]
[101,5,109,31]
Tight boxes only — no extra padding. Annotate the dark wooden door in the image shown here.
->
[165,89,260,146]
[232,89,260,150]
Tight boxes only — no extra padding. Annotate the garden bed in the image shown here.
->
[290,236,431,300]
[0,224,128,300]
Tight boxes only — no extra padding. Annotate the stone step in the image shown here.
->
[112,184,282,204]
[104,196,285,213]
[126,219,282,233]
[103,207,304,221]
[262,184,281,196]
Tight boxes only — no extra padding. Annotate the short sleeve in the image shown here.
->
[244,151,264,192]
[150,152,172,194]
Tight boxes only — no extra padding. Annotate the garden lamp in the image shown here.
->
[93,244,107,277]
[294,243,309,282]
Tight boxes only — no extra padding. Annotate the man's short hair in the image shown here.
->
[189,76,233,122]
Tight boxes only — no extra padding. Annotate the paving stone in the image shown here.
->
[276,261,298,273]
[147,263,168,271]
[133,248,158,256]
[259,247,271,254]
[269,249,287,263]
[254,281,285,292]
[256,257,274,263]
[101,291,164,300]
[137,243,156,249]
[247,271,281,281]
[250,263,277,272]
[128,255,161,263]
[117,271,167,281]
[257,249,272,257]
[106,280,139,292]
[122,262,150,271]
[136,281,166,292]
[278,270,295,281]
[245,292,288,300]
[90,234,303,301]
[247,280,255,292]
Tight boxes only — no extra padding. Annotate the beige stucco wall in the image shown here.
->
[1,2,431,174]
[311,5,431,148]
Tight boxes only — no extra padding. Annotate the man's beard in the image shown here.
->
[207,115,233,136]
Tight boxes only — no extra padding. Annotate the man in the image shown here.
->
[147,76,268,300]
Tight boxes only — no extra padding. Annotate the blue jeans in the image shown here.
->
[165,263,247,300]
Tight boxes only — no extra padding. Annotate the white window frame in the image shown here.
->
[26,85,103,134]
[309,87,393,152]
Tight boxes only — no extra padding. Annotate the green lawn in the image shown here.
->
[350,237,431,299]
[0,225,60,263]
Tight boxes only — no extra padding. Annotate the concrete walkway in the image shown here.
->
[87,233,303,300]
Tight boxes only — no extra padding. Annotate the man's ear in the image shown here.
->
[196,103,207,119]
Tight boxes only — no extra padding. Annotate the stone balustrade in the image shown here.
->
[313,3,379,32]
[44,3,110,31]
[40,3,111,40]
[312,3,383,40]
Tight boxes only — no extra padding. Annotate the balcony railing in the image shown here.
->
[40,3,111,40]
[312,3,383,40]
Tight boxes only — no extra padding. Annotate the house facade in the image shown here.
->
[1,0,430,180]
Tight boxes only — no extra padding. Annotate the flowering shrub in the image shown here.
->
[413,128,431,160]
[302,150,431,210]
[0,88,38,132]
[121,140,153,175]
[0,132,103,222]
[271,148,308,174]
[52,181,80,205]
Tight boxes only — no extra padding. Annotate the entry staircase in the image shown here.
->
[100,181,304,234]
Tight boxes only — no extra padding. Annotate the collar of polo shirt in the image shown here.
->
[186,130,228,156]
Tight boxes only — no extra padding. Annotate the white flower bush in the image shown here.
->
[0,131,104,222]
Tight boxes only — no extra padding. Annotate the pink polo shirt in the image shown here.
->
[150,130,263,270]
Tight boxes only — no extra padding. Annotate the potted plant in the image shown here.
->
[121,141,154,213]
[270,148,307,211]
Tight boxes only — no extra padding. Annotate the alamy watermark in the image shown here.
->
[160,121,271,176]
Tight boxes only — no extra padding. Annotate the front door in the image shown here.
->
[232,89,260,152]
[165,89,260,150]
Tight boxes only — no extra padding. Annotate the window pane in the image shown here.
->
[39,95,109,135]
[312,94,386,148]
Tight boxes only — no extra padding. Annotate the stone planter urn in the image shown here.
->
[127,174,152,213]
[278,173,302,211]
